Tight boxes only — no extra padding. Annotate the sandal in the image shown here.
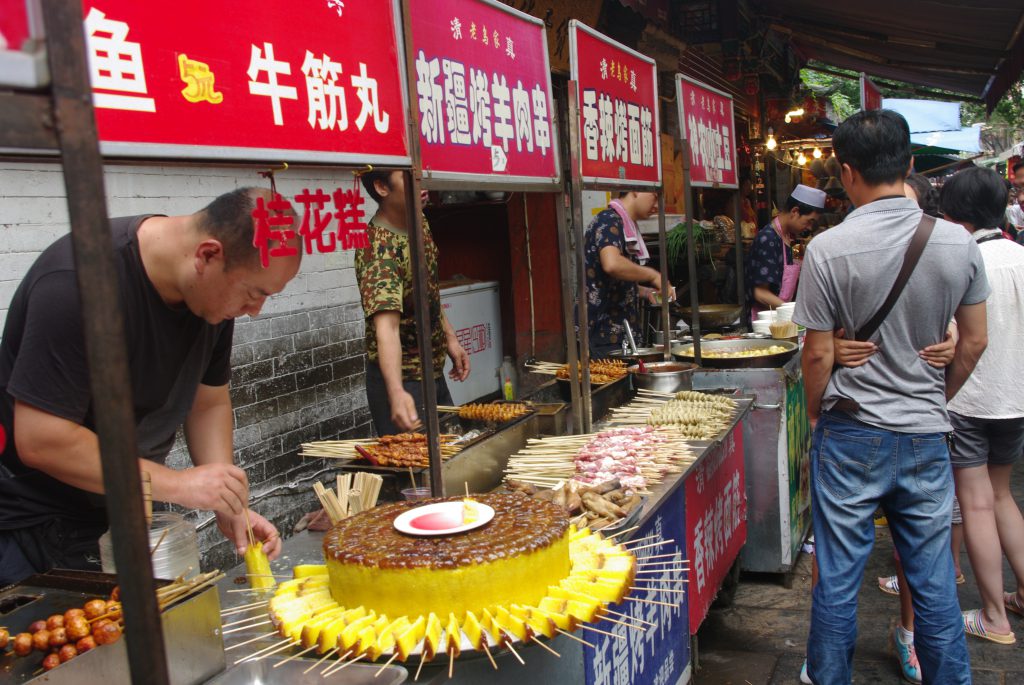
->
[962,609,1016,644]
[1004,592,1024,617]
[878,575,900,596]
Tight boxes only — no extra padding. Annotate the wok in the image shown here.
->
[672,304,743,329]
[671,339,798,369]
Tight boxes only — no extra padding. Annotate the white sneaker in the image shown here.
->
[800,659,812,684]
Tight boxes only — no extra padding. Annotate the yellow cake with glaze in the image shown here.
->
[323,493,570,620]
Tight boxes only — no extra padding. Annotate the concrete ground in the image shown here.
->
[693,464,1024,684]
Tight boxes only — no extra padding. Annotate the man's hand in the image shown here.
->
[919,323,958,369]
[173,463,249,516]
[217,509,281,560]
[446,337,471,382]
[832,328,877,368]
[389,388,422,432]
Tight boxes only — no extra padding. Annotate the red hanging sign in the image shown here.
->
[408,0,560,187]
[78,1,409,165]
[569,21,661,187]
[675,74,739,189]
[860,73,883,111]
[685,423,747,632]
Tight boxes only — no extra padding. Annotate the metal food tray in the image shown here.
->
[672,339,798,369]
[0,569,222,685]
[204,656,407,685]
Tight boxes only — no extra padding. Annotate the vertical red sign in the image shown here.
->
[408,0,559,187]
[569,21,661,187]
[860,73,883,111]
[74,0,408,164]
[675,74,739,189]
[685,423,747,632]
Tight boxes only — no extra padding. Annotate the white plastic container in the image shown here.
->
[99,511,201,580]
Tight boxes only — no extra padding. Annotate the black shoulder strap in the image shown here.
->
[855,214,936,342]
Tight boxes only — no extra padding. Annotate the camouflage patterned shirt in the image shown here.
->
[355,217,446,380]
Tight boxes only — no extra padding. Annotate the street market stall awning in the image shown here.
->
[758,0,1024,112]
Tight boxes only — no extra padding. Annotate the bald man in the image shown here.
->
[0,188,300,583]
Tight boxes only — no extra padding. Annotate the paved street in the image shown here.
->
[695,464,1024,684]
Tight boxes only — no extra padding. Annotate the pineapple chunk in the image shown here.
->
[493,605,528,642]
[293,565,328,578]
[339,613,377,652]
[461,611,485,650]
[300,607,347,649]
[395,616,426,662]
[423,612,444,660]
[535,602,575,631]
[509,604,556,639]
[245,542,275,590]
[317,607,368,652]
[369,617,409,660]
[479,608,500,643]
[462,498,478,524]
[445,612,462,658]
[563,575,626,604]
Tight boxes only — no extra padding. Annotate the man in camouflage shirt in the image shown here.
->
[355,170,470,435]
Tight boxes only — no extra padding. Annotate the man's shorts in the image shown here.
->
[948,411,1024,469]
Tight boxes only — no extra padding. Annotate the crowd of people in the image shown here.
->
[791,110,1024,684]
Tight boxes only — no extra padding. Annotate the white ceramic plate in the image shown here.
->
[393,501,495,536]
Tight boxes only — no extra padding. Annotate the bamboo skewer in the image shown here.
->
[580,624,627,640]
[223,619,272,634]
[554,628,596,648]
[233,638,293,664]
[414,652,428,681]
[375,652,401,676]
[303,647,339,674]
[273,643,318,667]
[602,608,656,627]
[530,636,561,657]
[224,631,277,652]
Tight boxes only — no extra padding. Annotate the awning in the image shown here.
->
[757,0,1024,112]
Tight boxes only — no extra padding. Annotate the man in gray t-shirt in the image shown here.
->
[793,110,989,685]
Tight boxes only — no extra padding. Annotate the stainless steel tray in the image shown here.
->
[672,339,798,369]
[204,656,407,685]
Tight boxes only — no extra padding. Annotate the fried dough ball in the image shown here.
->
[46,614,64,631]
[32,629,51,652]
[13,632,33,656]
[48,626,68,648]
[28,620,46,634]
[66,616,90,641]
[76,635,96,653]
[93,621,121,646]
[58,644,78,662]
[42,653,61,671]
[83,599,107,620]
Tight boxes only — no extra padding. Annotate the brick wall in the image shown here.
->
[0,160,372,571]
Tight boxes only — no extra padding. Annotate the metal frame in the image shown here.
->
[0,1,172,682]
[400,0,571,487]
[564,24,669,431]
[567,20,663,188]
[412,0,562,190]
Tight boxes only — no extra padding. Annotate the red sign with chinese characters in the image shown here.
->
[409,0,559,187]
[684,422,747,632]
[78,1,408,165]
[251,186,369,266]
[569,21,660,187]
[860,73,882,111]
[675,74,739,189]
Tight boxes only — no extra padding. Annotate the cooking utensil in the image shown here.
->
[671,339,798,369]
[607,346,665,364]
[627,361,698,393]
[623,319,638,355]
[673,304,744,329]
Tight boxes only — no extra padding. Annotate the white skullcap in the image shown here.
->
[790,184,826,209]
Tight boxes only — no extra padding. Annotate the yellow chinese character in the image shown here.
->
[482,24,488,45]
[493,29,499,48]
[470,22,477,39]
[178,54,223,104]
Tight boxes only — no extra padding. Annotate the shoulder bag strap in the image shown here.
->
[854,214,936,342]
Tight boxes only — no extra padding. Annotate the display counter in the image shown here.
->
[212,396,752,685]
[692,352,811,579]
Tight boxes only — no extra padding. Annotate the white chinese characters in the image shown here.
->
[84,8,156,113]
[582,88,655,168]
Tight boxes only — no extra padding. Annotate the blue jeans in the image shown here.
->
[806,412,970,685]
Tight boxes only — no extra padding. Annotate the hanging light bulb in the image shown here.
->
[797,151,808,166]
[765,127,777,151]
[813,147,823,159]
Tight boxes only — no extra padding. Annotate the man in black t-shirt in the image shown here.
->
[0,187,301,583]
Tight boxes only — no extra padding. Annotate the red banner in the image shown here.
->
[685,423,747,632]
[675,74,739,189]
[569,21,660,187]
[409,0,559,187]
[78,1,409,165]
[860,73,883,111]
